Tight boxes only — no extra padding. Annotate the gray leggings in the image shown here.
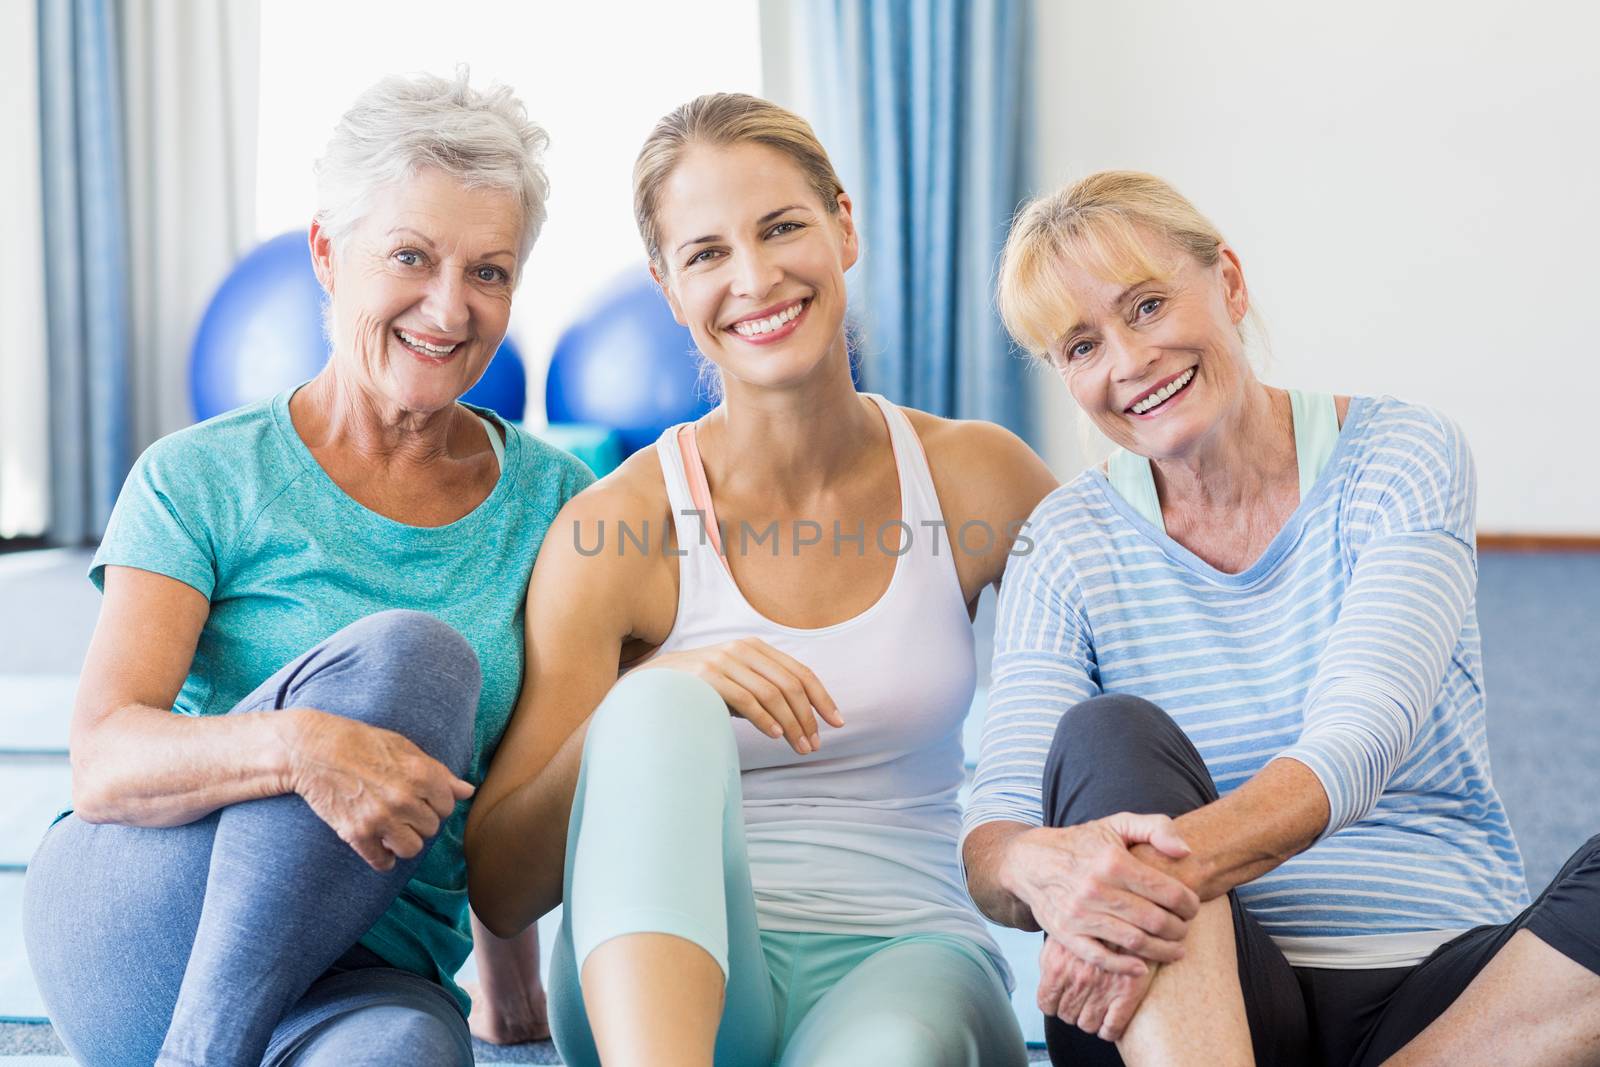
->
[1043,693,1600,1067]
[23,610,480,1067]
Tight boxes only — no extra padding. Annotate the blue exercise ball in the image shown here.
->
[545,272,711,455]
[190,230,527,422]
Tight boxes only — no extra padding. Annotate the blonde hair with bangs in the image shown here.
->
[633,93,846,272]
[997,171,1227,359]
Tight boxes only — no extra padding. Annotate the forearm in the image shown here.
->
[1132,756,1329,900]
[71,703,301,827]
[466,718,589,936]
[962,820,1044,931]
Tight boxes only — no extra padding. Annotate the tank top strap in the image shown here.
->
[1107,447,1164,529]
[860,393,969,600]
[651,425,726,578]
[472,412,504,473]
[1287,389,1340,499]
[861,394,934,529]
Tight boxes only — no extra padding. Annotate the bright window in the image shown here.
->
[255,1,763,421]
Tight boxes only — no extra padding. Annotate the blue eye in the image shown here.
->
[687,248,719,266]
[1066,340,1095,361]
[1137,297,1162,317]
[475,265,508,284]
[394,249,424,267]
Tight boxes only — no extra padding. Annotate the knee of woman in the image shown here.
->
[1047,693,1180,768]
[332,610,480,772]
[292,1005,471,1066]
[586,669,734,766]
[344,610,478,682]
[801,1012,967,1067]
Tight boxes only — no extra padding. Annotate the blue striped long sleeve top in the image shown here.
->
[965,396,1530,967]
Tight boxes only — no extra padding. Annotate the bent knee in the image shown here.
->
[585,669,735,769]
[1049,693,1175,758]
[288,1004,471,1066]
[1043,693,1214,826]
[802,1013,972,1067]
[331,611,479,771]
[344,610,479,685]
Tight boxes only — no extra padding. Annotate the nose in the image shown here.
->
[730,243,782,302]
[420,271,470,335]
[1105,322,1158,384]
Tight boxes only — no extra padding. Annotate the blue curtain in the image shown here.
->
[809,0,1032,438]
[38,0,133,544]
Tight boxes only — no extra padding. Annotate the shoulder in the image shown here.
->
[1348,395,1474,479]
[535,441,673,573]
[129,398,300,510]
[503,422,601,505]
[898,405,1058,519]
[1339,396,1477,540]
[525,438,678,637]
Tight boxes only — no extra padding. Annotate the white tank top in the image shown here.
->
[646,393,1008,982]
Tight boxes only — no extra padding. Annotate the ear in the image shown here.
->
[308,220,336,296]
[1217,245,1249,325]
[648,260,689,327]
[835,191,860,272]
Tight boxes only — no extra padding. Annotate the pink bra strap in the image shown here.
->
[676,424,727,564]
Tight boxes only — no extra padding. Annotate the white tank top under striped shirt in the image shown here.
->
[647,393,1009,984]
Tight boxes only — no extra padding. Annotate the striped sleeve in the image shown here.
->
[961,520,1100,842]
[1275,411,1478,837]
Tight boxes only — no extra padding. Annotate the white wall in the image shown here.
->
[1028,0,1600,533]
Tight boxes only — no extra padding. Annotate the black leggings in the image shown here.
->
[1041,694,1600,1067]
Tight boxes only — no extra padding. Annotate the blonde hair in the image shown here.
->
[632,93,846,271]
[996,171,1227,359]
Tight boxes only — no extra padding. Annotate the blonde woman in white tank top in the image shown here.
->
[467,94,1057,1067]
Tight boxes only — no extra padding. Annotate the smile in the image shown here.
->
[1127,367,1196,416]
[728,299,808,342]
[394,328,461,358]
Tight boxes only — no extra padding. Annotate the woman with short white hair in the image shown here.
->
[23,70,590,1066]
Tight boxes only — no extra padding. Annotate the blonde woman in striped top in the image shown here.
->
[962,171,1600,1067]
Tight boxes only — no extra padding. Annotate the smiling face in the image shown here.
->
[310,167,522,416]
[1047,238,1254,461]
[650,142,858,392]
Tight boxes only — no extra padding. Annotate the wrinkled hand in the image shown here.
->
[463,979,550,1045]
[1005,812,1200,969]
[1038,936,1157,1043]
[636,638,844,755]
[287,709,475,871]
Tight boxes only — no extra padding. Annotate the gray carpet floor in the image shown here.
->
[0,547,1595,1063]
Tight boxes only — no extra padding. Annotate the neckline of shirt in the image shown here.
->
[270,384,518,540]
[1086,394,1374,588]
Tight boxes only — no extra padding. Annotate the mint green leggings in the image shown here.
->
[547,669,1027,1067]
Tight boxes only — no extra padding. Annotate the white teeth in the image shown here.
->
[397,329,458,355]
[733,300,804,337]
[1130,368,1195,414]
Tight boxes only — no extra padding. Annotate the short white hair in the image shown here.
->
[314,67,551,271]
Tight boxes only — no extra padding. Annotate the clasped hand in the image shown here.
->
[1012,813,1199,1043]
[286,709,475,871]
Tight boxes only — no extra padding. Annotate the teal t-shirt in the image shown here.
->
[89,387,594,1013]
